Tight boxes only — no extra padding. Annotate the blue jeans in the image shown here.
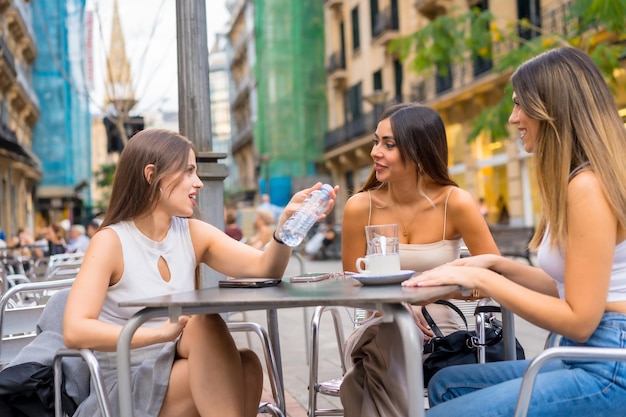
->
[427,313,626,417]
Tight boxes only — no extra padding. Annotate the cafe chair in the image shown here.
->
[513,346,626,417]
[513,337,626,417]
[227,321,286,417]
[307,299,497,417]
[307,305,355,417]
[0,279,76,370]
[53,348,113,417]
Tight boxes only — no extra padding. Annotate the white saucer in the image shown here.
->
[352,270,416,285]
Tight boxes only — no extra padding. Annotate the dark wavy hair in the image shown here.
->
[360,103,457,192]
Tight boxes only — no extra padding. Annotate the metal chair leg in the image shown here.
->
[227,321,286,415]
[54,348,112,417]
[308,305,346,417]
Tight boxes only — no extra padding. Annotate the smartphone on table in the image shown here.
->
[218,278,283,288]
[289,272,332,283]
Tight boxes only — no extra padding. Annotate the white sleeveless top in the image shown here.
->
[100,217,196,327]
[368,188,462,273]
[537,234,626,303]
[536,164,626,302]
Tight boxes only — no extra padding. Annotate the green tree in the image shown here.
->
[389,0,626,142]
[93,163,117,212]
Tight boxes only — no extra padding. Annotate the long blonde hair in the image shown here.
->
[511,47,626,250]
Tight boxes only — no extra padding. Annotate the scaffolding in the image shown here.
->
[253,0,327,205]
[31,0,91,222]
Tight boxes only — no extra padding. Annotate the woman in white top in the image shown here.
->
[409,47,626,416]
[64,129,338,417]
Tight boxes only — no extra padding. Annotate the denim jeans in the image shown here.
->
[426,313,626,417]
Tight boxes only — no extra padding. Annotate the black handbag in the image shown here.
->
[421,300,525,386]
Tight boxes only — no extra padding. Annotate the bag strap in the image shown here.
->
[475,305,501,315]
[421,299,468,338]
[422,301,506,347]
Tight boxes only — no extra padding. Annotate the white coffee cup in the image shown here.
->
[356,253,401,275]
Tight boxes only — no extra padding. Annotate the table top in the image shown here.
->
[119,278,460,312]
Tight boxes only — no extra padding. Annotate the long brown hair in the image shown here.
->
[360,103,457,194]
[511,47,626,250]
[101,129,194,228]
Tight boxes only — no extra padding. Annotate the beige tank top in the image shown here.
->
[368,188,462,274]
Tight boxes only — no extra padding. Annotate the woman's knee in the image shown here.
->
[186,314,229,335]
[239,348,263,376]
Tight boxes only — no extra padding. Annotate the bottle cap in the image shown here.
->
[321,184,333,193]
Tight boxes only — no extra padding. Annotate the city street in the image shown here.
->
[230,254,550,416]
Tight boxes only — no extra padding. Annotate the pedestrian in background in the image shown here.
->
[247,208,276,250]
[86,220,101,239]
[224,208,243,241]
[66,224,91,253]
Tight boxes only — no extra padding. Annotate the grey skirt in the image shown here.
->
[73,341,177,417]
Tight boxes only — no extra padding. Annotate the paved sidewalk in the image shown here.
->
[229,256,549,416]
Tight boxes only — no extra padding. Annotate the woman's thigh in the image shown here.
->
[427,359,532,406]
[427,360,626,417]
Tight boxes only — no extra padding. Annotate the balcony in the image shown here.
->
[230,73,253,108]
[229,31,250,68]
[414,0,453,20]
[0,38,16,92]
[372,8,400,47]
[324,0,343,12]
[326,51,347,89]
[231,124,252,153]
[410,81,426,103]
[324,110,378,151]
[0,0,12,14]
[6,1,37,63]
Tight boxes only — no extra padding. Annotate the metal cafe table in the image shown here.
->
[116,278,461,417]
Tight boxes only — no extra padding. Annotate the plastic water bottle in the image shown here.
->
[278,184,333,247]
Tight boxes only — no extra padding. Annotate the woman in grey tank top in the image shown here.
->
[64,129,339,417]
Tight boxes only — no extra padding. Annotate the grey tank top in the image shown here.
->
[100,217,196,328]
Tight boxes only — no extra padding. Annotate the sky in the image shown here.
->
[87,0,229,114]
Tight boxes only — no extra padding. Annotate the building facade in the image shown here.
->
[0,0,41,243]
[322,0,626,226]
[31,0,91,227]
[226,0,328,207]
[209,33,238,193]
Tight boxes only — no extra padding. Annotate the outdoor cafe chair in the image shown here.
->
[513,333,626,417]
[307,299,497,417]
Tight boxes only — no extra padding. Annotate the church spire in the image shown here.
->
[105,0,136,113]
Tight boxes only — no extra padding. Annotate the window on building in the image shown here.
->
[369,0,379,38]
[472,0,492,76]
[373,70,382,91]
[517,0,540,40]
[352,6,360,51]
[435,63,452,94]
[340,21,346,67]
[344,82,363,122]
[393,59,403,102]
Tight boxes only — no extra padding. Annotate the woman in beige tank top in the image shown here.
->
[340,103,499,417]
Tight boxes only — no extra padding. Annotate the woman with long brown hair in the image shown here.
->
[64,129,338,417]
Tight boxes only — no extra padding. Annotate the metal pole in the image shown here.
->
[176,0,228,287]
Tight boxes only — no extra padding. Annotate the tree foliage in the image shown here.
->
[93,163,116,211]
[389,0,626,142]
